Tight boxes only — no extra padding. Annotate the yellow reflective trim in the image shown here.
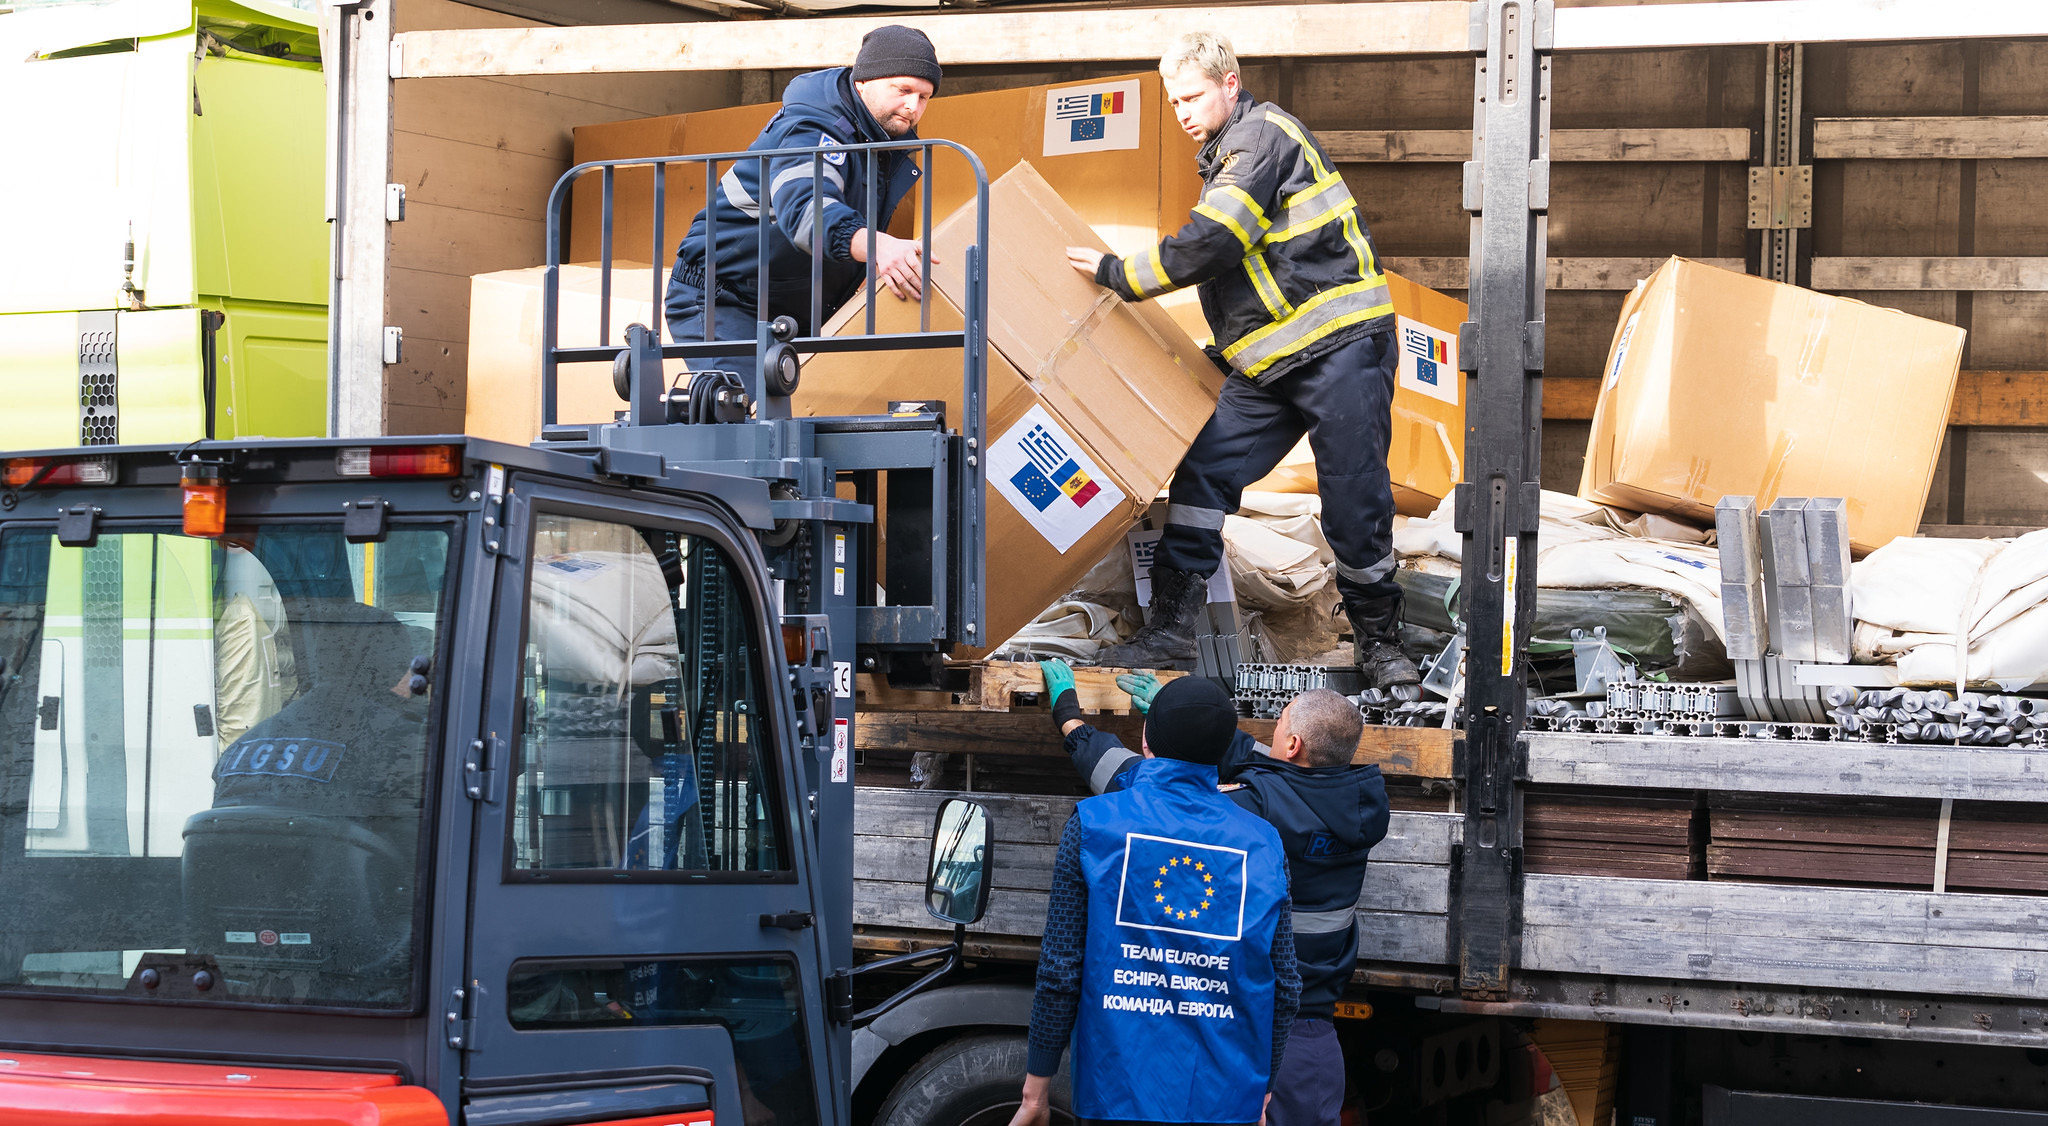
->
[1124,254,1143,294]
[1216,185,1270,227]
[1265,112,1331,181]
[1196,202,1256,250]
[1128,246,1178,298]
[1265,196,1356,245]
[1243,252,1290,320]
[1341,208,1376,279]
[1283,171,1345,212]
[1221,277,1394,375]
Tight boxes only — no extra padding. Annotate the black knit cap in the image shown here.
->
[852,25,942,93]
[1144,677,1238,767]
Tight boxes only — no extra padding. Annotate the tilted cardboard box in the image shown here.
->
[1580,257,1965,554]
[797,163,1223,655]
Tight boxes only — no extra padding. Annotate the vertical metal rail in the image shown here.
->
[1454,0,1551,1000]
[1758,44,1806,285]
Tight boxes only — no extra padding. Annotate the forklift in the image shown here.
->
[0,139,994,1125]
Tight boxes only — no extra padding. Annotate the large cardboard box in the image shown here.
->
[465,263,683,445]
[1580,257,1965,554]
[1247,271,1468,515]
[798,163,1223,655]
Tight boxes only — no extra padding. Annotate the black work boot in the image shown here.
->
[1094,566,1210,671]
[1346,594,1421,690]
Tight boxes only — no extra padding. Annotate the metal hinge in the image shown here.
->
[464,737,501,802]
[826,970,854,1025]
[1747,165,1813,230]
[446,985,475,1051]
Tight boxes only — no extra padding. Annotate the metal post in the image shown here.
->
[1756,43,1807,285]
[1453,0,1551,1000]
[327,0,393,438]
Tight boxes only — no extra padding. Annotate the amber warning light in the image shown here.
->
[181,464,226,538]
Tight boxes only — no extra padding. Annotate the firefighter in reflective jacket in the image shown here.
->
[1073,32,1418,690]
[1011,677,1300,1126]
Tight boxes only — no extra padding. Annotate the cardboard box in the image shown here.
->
[465,262,685,445]
[798,163,1223,654]
[1579,257,1964,554]
[1247,271,1468,516]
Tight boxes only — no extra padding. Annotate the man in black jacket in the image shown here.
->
[1039,659,1389,1126]
[664,26,941,380]
[1071,31,1416,690]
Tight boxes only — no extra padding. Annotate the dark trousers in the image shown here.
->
[1152,329,1400,608]
[1267,1017,1345,1126]
[664,255,831,384]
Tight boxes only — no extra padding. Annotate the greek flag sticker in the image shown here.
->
[1394,315,1460,407]
[988,405,1126,553]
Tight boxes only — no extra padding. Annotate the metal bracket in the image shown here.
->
[342,496,389,544]
[382,326,403,365]
[56,505,101,549]
[385,183,407,222]
[1747,165,1813,229]
[464,737,500,802]
[445,985,475,1051]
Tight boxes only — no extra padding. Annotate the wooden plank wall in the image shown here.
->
[383,0,738,435]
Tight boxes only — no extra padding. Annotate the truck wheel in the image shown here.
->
[873,1034,1075,1126]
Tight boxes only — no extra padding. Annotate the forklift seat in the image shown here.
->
[180,806,416,1004]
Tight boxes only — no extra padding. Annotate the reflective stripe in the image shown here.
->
[1195,185,1269,249]
[1243,253,1290,321]
[1165,503,1227,531]
[1265,111,1332,181]
[1291,906,1358,934]
[1265,173,1356,244]
[721,167,762,218]
[1125,246,1176,298]
[1089,747,1141,794]
[789,211,817,253]
[1335,551,1398,585]
[1221,278,1395,379]
[1340,208,1376,280]
[769,161,844,198]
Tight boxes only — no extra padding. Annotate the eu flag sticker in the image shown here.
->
[1115,833,1249,941]
[1070,117,1106,143]
[1010,462,1061,512]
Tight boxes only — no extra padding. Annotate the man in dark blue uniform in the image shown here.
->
[1037,660,1389,1126]
[1011,677,1301,1126]
[665,25,941,379]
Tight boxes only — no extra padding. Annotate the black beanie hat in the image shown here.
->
[852,25,942,94]
[1144,677,1238,767]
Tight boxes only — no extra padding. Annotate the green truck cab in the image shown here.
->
[0,0,328,447]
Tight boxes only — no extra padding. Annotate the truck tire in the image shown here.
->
[873,1033,1075,1126]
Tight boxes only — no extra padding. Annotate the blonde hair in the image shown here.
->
[1160,31,1239,85]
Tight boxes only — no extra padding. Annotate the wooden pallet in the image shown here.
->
[852,661,1456,780]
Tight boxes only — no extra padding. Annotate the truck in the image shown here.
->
[7,1,2048,1124]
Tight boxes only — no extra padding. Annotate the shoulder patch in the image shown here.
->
[1217,782,1246,792]
[819,134,846,165]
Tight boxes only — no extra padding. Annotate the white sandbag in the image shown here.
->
[530,550,680,689]
[1848,536,2002,635]
[1535,538,1727,643]
[1004,599,1125,660]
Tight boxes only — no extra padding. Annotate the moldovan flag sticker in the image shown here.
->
[1394,314,1460,407]
[1043,79,1142,156]
[990,404,1127,554]
[1115,833,1250,941]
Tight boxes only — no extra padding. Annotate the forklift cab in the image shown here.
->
[0,439,989,1124]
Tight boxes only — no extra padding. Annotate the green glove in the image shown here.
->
[1039,659,1077,704]
[1116,672,1162,714]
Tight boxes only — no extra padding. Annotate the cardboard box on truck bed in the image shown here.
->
[465,263,681,446]
[798,163,1223,656]
[1579,257,1964,554]
[1247,271,1468,515]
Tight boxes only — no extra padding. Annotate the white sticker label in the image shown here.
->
[225,931,256,944]
[1128,527,1235,608]
[833,661,853,699]
[1394,315,1459,406]
[833,566,846,596]
[831,718,850,783]
[1605,312,1640,391]
[1043,79,1142,157]
[1500,536,1519,677]
[989,404,1127,554]
[281,932,312,946]
[486,463,506,498]
[834,534,846,563]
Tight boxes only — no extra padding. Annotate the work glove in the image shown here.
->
[1040,659,1085,729]
[1115,672,1162,714]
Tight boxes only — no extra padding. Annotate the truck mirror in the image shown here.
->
[925,799,992,926]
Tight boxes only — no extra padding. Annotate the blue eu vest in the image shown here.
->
[1073,756,1289,1124]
